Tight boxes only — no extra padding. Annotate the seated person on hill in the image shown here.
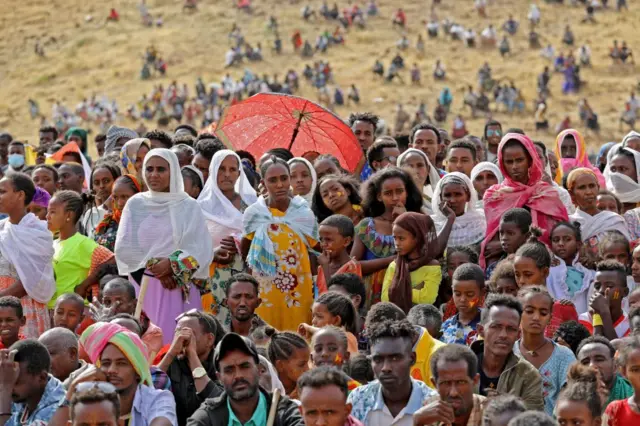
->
[480,25,497,46]
[433,60,446,80]
[503,15,519,35]
[563,25,575,46]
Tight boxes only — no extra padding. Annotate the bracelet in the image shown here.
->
[593,314,604,327]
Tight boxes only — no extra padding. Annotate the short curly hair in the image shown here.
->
[348,112,379,131]
[553,321,591,355]
[366,319,416,346]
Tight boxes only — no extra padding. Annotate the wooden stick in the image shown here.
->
[134,274,151,320]
[266,389,281,426]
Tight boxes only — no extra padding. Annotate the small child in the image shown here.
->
[349,354,374,385]
[514,228,579,337]
[181,165,203,199]
[311,174,364,224]
[309,326,361,392]
[327,273,367,350]
[552,320,591,355]
[0,296,25,349]
[407,304,443,340]
[548,221,595,314]
[630,287,640,310]
[52,292,86,333]
[265,327,310,399]
[484,207,532,278]
[597,189,622,214]
[488,259,519,296]
[556,364,603,426]
[317,215,362,294]
[441,263,485,345]
[443,246,479,320]
[602,336,640,425]
[579,260,631,339]
[382,212,441,311]
[299,291,359,355]
[598,230,635,311]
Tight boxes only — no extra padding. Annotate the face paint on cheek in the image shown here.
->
[336,191,344,197]
[612,290,620,300]
[469,298,479,308]
[334,353,343,365]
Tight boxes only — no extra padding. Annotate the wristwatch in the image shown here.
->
[192,367,207,379]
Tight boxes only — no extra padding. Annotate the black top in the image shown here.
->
[477,352,501,396]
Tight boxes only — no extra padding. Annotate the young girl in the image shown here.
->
[288,157,317,204]
[548,222,595,314]
[597,190,622,214]
[312,174,363,225]
[242,156,319,331]
[470,161,503,209]
[488,259,518,297]
[93,175,141,252]
[396,148,440,211]
[602,336,640,425]
[309,326,361,392]
[442,246,479,320]
[513,286,576,415]
[382,212,442,313]
[431,172,486,246]
[351,168,427,308]
[513,229,579,337]
[555,364,604,426]
[265,327,311,399]
[47,190,116,309]
[81,162,121,238]
[299,291,359,355]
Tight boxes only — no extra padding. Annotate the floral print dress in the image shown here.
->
[252,208,317,331]
[355,217,396,309]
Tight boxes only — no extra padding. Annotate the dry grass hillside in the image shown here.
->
[1,0,639,154]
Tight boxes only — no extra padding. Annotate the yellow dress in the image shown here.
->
[249,208,317,331]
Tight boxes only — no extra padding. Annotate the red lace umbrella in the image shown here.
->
[215,93,364,173]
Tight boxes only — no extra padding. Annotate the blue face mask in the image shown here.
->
[8,154,24,169]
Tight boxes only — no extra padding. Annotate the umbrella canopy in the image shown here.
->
[215,93,364,174]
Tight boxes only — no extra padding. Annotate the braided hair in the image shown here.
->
[315,292,358,335]
[515,226,551,269]
[265,327,309,365]
[51,190,84,224]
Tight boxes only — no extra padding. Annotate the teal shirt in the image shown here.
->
[228,392,267,426]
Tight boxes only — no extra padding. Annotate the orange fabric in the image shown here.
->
[316,259,362,294]
[0,277,49,338]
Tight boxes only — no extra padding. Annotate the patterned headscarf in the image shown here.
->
[105,125,138,154]
[80,322,152,386]
[120,138,150,175]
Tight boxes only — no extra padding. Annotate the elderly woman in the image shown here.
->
[470,161,503,209]
[431,172,486,247]
[480,133,568,267]
[197,150,258,328]
[115,149,213,343]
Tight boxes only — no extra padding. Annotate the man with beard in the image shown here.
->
[470,295,544,411]
[225,274,266,336]
[187,333,303,426]
[348,113,379,182]
[157,311,223,426]
[483,120,502,163]
[0,340,66,426]
[413,344,485,426]
[348,319,436,425]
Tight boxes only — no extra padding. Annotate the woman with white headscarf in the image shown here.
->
[115,148,213,343]
[197,150,258,327]
[288,158,317,205]
[396,148,440,213]
[604,143,640,213]
[431,172,486,246]
[470,161,503,209]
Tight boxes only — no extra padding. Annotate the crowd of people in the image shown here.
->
[2,112,640,426]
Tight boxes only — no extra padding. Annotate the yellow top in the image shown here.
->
[411,326,446,388]
[381,261,442,305]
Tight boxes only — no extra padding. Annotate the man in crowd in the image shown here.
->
[38,327,89,388]
[366,139,400,173]
[58,163,85,193]
[39,126,58,146]
[0,132,12,170]
[349,112,379,181]
[51,322,177,426]
[192,135,225,183]
[348,319,436,425]
[577,335,633,405]
[409,123,442,172]
[483,120,502,163]
[297,367,362,426]
[69,386,119,426]
[187,333,303,426]
[0,340,66,426]
[6,141,26,175]
[445,139,477,177]
[0,296,25,349]
[145,130,174,150]
[157,311,223,426]
[470,294,544,411]
[414,344,486,426]
[225,274,266,336]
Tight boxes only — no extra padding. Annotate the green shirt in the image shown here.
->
[227,392,267,426]
[607,374,634,406]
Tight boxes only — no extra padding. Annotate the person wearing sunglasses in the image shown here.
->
[50,322,177,426]
[69,383,120,426]
[366,139,400,174]
[0,340,66,426]
[483,120,503,163]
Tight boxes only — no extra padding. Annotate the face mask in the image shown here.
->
[8,154,24,169]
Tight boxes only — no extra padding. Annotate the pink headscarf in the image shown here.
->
[554,129,605,187]
[480,133,569,268]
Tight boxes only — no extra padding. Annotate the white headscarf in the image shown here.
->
[0,213,55,304]
[288,158,317,204]
[431,172,486,246]
[258,355,286,394]
[115,148,213,278]
[396,148,441,197]
[470,162,504,209]
[622,131,640,147]
[604,143,640,203]
[197,150,257,234]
